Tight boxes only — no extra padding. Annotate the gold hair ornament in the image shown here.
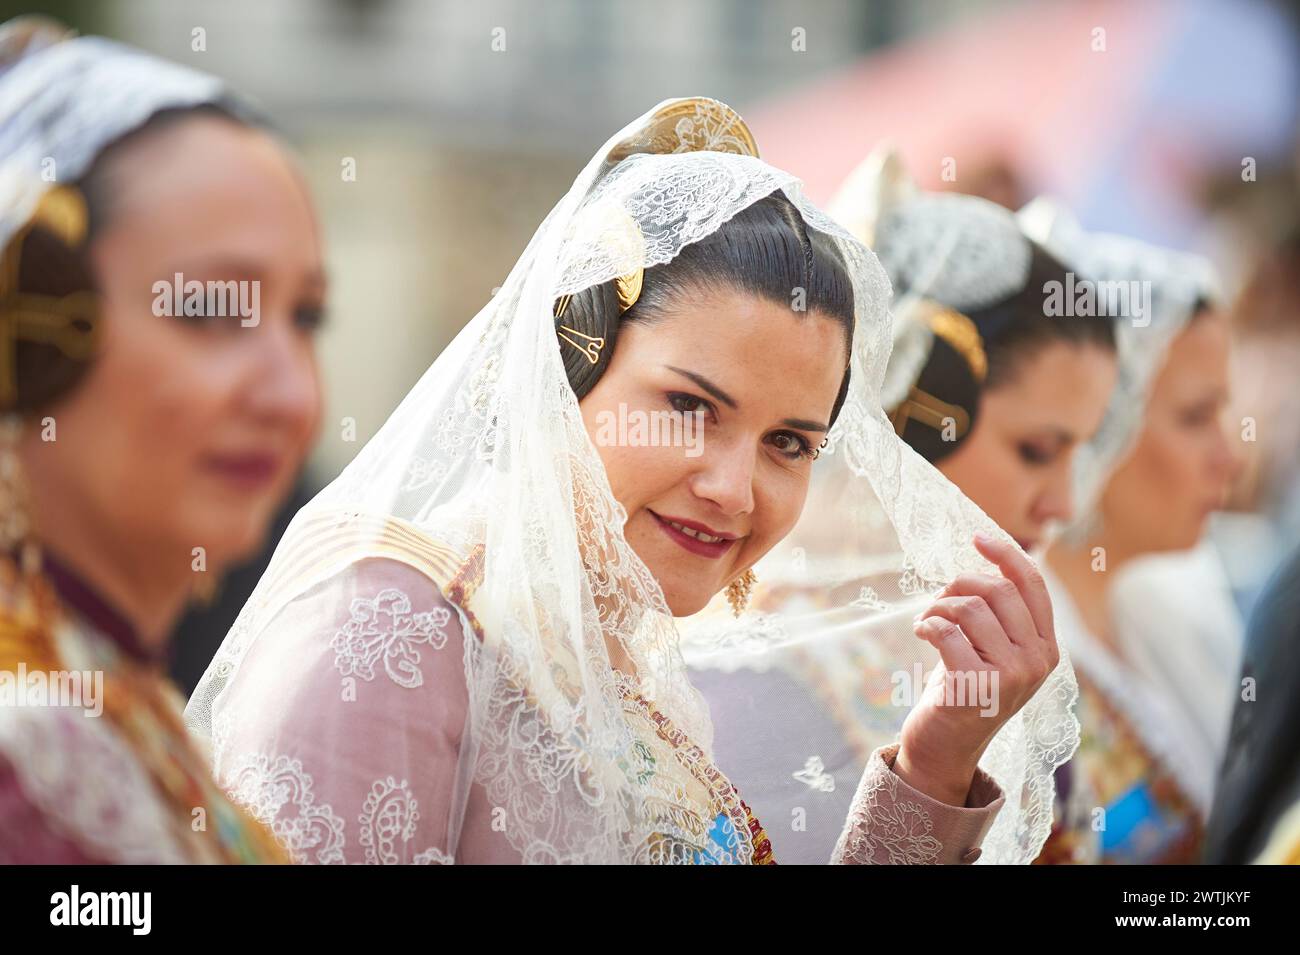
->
[0,186,98,409]
[888,304,986,440]
[554,205,646,364]
[556,98,758,368]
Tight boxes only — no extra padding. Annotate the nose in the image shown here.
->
[690,436,756,518]
[1033,463,1075,527]
[243,311,321,434]
[1210,417,1245,490]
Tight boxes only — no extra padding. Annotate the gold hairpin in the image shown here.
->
[924,306,987,383]
[889,386,972,440]
[556,324,604,365]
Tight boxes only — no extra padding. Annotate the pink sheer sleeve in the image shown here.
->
[831,742,1006,864]
[210,557,472,864]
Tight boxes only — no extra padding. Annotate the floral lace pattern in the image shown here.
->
[358,776,419,865]
[224,751,454,866]
[831,743,1004,865]
[834,748,944,864]
[225,752,347,865]
[330,588,451,689]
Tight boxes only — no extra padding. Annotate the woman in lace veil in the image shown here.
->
[682,151,1112,864]
[0,18,322,862]
[187,97,1072,865]
[1020,199,1241,863]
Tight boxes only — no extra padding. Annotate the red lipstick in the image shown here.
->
[649,510,740,559]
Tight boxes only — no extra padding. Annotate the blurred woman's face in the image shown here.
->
[579,286,847,616]
[936,341,1117,552]
[34,115,324,573]
[1100,311,1239,554]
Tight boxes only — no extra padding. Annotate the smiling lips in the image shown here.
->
[649,510,740,559]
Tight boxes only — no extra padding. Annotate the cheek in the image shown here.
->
[98,314,239,476]
[749,467,809,556]
[1132,423,1194,500]
[936,430,1025,521]
[580,406,679,515]
[1103,423,1187,530]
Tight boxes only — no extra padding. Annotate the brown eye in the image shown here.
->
[769,431,814,460]
[667,392,713,420]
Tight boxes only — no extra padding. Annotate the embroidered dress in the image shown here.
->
[202,516,1003,864]
[0,555,285,863]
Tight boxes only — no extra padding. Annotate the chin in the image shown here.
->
[190,509,274,568]
[651,570,719,617]
[663,590,714,618]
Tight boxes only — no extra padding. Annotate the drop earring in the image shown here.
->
[726,568,756,617]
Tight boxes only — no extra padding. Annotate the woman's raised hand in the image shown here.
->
[893,532,1060,806]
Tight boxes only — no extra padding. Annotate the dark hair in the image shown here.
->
[5,104,249,414]
[894,243,1117,463]
[555,190,857,426]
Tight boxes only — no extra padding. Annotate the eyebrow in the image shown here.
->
[665,365,829,432]
[665,365,737,409]
[162,257,267,281]
[782,417,829,433]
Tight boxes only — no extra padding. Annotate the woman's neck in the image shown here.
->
[42,534,190,652]
[21,460,192,653]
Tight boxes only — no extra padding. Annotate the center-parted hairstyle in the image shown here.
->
[553,189,857,426]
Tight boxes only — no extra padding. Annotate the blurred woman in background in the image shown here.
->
[839,152,1119,553]
[1023,201,1243,864]
[0,19,323,862]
